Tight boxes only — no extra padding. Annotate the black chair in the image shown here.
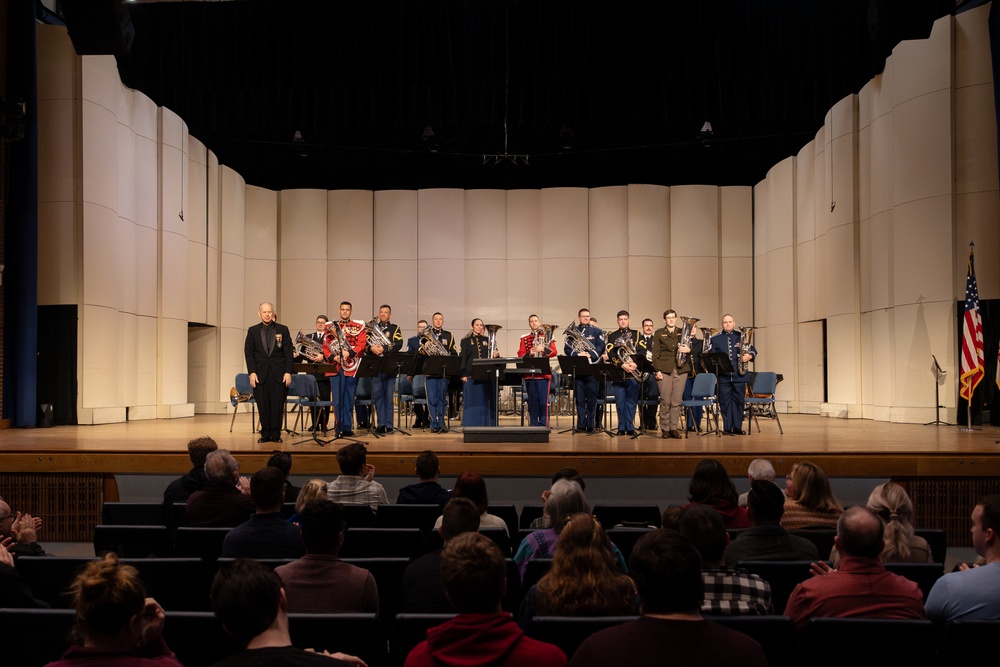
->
[737,560,818,614]
[521,558,554,592]
[489,504,519,539]
[14,556,91,608]
[168,502,188,528]
[0,608,74,667]
[519,504,544,528]
[127,558,213,611]
[343,557,410,626]
[341,527,426,559]
[173,526,231,560]
[605,527,654,564]
[162,611,244,667]
[341,503,377,528]
[940,620,1000,663]
[93,524,170,558]
[711,615,795,667]
[593,504,661,529]
[392,614,456,667]
[797,617,935,667]
[883,561,943,601]
[525,616,638,658]
[288,613,382,666]
[790,528,836,560]
[101,501,168,525]
[376,503,443,532]
[913,528,947,564]
[479,527,512,557]
[280,501,297,519]
[502,558,523,614]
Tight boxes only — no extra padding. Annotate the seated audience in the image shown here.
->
[737,458,775,507]
[400,497,481,613]
[570,530,767,667]
[660,505,683,531]
[0,496,45,557]
[530,467,586,530]
[327,442,388,514]
[274,500,378,614]
[781,460,844,530]
[45,553,182,667]
[210,558,364,666]
[783,506,925,630]
[830,482,932,566]
[266,450,300,504]
[0,544,48,608]
[432,471,507,535]
[518,512,638,627]
[683,458,750,529]
[724,480,819,566]
[162,436,217,508]
[404,532,567,667]
[925,494,1000,622]
[286,478,327,525]
[221,466,304,559]
[396,450,452,505]
[678,504,771,615]
[185,449,255,527]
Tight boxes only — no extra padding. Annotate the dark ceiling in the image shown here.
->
[93,0,956,191]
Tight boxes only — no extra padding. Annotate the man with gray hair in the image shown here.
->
[738,458,775,507]
[783,506,925,630]
[185,449,255,527]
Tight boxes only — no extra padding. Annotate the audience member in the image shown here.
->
[327,442,388,514]
[683,458,749,529]
[400,497,481,613]
[209,558,364,666]
[0,545,48,608]
[162,436,218,508]
[432,471,507,535]
[783,506,925,630]
[660,505,683,531]
[286,478,327,524]
[44,553,183,667]
[221,467,304,559]
[925,494,1000,621]
[724,480,819,566]
[0,496,45,557]
[831,482,932,566]
[518,513,638,627]
[737,458,775,507]
[404,532,567,667]
[274,500,378,614]
[781,461,844,530]
[396,450,452,505]
[530,468,586,529]
[266,450,300,504]
[678,504,771,615]
[185,450,255,527]
[570,530,767,667]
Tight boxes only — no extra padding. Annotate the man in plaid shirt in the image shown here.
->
[679,504,772,615]
[326,442,388,514]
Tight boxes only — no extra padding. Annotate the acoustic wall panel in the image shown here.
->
[627,256,670,326]
[670,256,719,321]
[506,189,542,260]
[158,111,187,239]
[221,327,249,402]
[81,304,120,409]
[329,190,374,261]
[892,300,955,420]
[670,185,718,259]
[828,126,857,234]
[328,261,374,319]
[135,225,157,317]
[220,168,247,257]
[893,16,951,104]
[627,184,670,258]
[719,257,753,327]
[466,190,507,260]
[160,231,189,321]
[116,123,135,223]
[893,92,953,206]
[418,189,465,260]
[36,25,76,100]
[245,186,278,261]
[418,259,465,327]
[244,259,277,328]
[892,197,952,307]
[373,190,417,261]
[825,313,860,411]
[158,318,189,410]
[542,257,590,325]
[136,315,158,409]
[796,239,817,323]
[762,247,795,327]
[760,322,795,402]
[37,201,77,305]
[589,187,628,259]
[760,161,794,254]
[134,134,158,230]
[118,217,137,314]
[542,188,588,258]
[187,241,207,324]
[37,98,75,206]
[796,320,825,410]
[219,252,246,331]
[466,258,509,330]
[956,84,999,196]
[506,259,543,324]
[81,100,117,215]
[825,223,858,318]
[374,259,418,335]
[82,202,121,309]
[119,311,138,407]
[589,256,628,325]
[956,192,1000,299]
[280,190,328,260]
[280,259,328,333]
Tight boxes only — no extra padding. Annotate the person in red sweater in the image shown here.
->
[404,532,567,667]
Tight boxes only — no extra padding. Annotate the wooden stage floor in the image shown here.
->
[1,413,999,479]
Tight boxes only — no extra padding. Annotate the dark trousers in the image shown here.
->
[373,373,396,429]
[525,379,550,427]
[611,379,639,432]
[718,378,747,432]
[574,375,599,430]
[427,377,448,429]
[253,376,287,440]
[641,374,659,428]
[330,374,358,434]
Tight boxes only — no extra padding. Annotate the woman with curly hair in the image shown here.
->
[830,482,932,565]
[683,458,749,529]
[781,461,844,530]
[518,513,638,627]
[45,553,182,667]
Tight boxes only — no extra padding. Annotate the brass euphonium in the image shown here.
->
[700,327,719,354]
[676,316,699,366]
[613,334,647,382]
[484,324,502,357]
[738,326,756,375]
[294,331,325,360]
[364,316,393,355]
[323,321,347,361]
[563,320,598,358]
[532,324,558,357]
[417,325,451,356]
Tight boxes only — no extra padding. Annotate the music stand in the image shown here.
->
[289,367,340,447]
[630,354,658,439]
[291,362,338,437]
[384,352,418,436]
[701,352,736,435]
[594,363,625,437]
[471,357,507,427]
[925,355,952,426]
[517,357,552,426]
[356,355,387,439]
[557,355,597,434]
[421,355,462,432]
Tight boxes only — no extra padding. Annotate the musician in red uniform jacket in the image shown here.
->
[329,301,367,438]
[518,315,558,427]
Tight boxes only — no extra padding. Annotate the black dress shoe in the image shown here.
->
[430,427,441,433]
[342,430,355,437]
[627,430,637,436]
[257,437,268,443]
[669,430,683,439]
[661,432,670,439]
[732,429,746,435]
[272,437,283,444]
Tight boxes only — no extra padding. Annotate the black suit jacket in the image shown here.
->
[245,322,294,382]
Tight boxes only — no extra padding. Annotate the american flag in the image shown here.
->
[960,248,984,401]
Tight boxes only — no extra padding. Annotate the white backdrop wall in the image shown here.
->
[36,6,998,424]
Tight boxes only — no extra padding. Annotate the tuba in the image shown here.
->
[738,326,756,375]
[676,316,700,366]
[563,320,598,359]
[532,324,558,357]
[700,327,719,355]
[417,325,451,356]
[613,334,647,382]
[364,316,393,355]
[484,324,502,357]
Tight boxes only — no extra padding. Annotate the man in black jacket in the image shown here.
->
[244,302,294,443]
[162,436,218,508]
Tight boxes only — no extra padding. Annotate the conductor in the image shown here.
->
[244,302,293,443]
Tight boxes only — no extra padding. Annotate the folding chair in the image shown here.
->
[229,372,257,433]
[745,370,783,434]
[292,374,335,445]
[680,372,720,437]
[410,374,428,429]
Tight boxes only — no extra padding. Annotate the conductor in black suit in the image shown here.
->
[244,302,293,443]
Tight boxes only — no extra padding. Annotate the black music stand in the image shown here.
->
[472,357,508,427]
[384,352,418,436]
[594,363,625,437]
[356,355,387,439]
[701,352,736,436]
[516,357,552,426]
[557,355,597,434]
[925,355,952,426]
[290,364,340,447]
[421,355,462,432]
[630,354,658,439]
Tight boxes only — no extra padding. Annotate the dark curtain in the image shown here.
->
[957,299,1000,426]
[4,0,40,426]
[36,305,78,426]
